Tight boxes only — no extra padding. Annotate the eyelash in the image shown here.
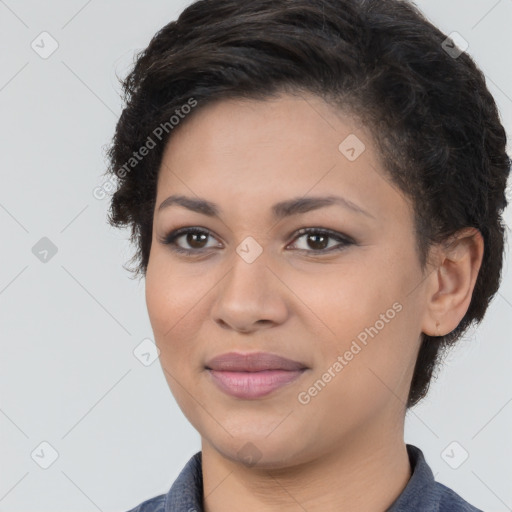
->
[160,226,354,257]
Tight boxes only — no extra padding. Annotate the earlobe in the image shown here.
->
[421,227,484,337]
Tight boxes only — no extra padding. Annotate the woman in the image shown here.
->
[104,0,510,510]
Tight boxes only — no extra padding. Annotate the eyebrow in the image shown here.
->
[157,194,375,220]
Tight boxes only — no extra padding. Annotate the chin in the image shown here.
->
[204,426,314,470]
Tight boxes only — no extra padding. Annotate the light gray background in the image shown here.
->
[0,1,511,511]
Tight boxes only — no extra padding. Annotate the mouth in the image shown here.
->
[204,351,309,399]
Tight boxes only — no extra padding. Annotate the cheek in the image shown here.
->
[145,254,206,362]
[296,256,421,405]
[287,260,395,347]
[145,262,209,419]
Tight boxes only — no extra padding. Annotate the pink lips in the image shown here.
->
[205,352,308,399]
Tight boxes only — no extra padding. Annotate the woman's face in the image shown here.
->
[145,92,430,467]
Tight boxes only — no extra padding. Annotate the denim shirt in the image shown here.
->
[126,444,483,512]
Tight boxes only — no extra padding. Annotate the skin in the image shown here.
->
[145,92,484,511]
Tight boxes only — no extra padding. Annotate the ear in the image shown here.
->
[421,227,484,337]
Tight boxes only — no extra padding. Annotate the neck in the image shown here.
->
[201,419,411,512]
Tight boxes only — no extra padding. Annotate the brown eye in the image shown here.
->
[161,226,354,257]
[288,228,354,253]
[161,227,222,254]
[305,233,329,250]
[185,231,209,249]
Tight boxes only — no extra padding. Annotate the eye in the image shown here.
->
[160,227,222,255]
[159,226,354,256]
[286,228,354,253]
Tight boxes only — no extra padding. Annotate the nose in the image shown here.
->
[210,250,289,334]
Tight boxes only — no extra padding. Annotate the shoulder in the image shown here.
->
[123,451,203,512]
[124,493,166,512]
[435,481,483,512]
[388,445,484,512]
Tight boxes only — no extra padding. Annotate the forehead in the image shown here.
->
[156,93,409,224]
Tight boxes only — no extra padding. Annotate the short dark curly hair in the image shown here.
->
[102,0,510,408]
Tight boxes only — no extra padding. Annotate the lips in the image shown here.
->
[204,352,309,399]
[205,351,307,372]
